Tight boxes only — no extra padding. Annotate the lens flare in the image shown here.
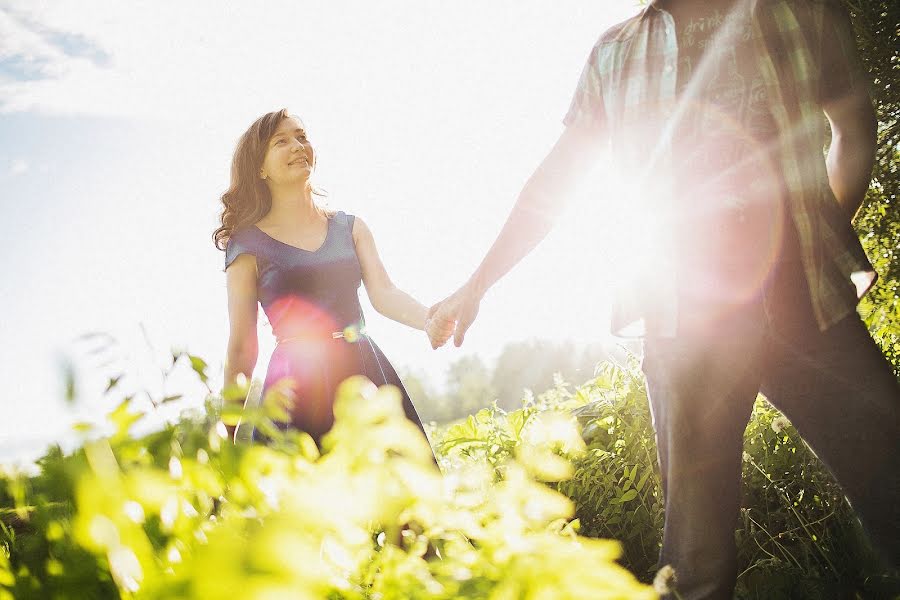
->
[671,97,788,321]
[267,295,341,342]
[263,295,347,438]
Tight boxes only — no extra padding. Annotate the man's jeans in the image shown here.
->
[642,264,900,600]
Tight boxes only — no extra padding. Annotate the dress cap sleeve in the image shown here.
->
[224,230,256,270]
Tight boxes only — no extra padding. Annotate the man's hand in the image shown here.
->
[451,283,481,347]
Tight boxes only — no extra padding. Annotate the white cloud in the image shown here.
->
[0,2,315,118]
[0,1,635,125]
[10,158,28,174]
[0,9,66,68]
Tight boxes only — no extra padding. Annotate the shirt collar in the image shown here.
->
[645,0,766,18]
[640,0,667,21]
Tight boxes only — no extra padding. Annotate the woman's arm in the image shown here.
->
[352,217,429,330]
[224,252,259,438]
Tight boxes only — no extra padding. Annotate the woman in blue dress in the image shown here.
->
[213,108,445,453]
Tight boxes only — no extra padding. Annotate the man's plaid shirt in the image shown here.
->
[564,0,875,337]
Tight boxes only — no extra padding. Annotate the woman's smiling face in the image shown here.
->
[260,116,315,186]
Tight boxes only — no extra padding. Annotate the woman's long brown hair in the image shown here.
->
[213,108,328,251]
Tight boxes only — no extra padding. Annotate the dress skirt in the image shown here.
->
[252,334,431,450]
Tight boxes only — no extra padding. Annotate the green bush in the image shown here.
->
[4,351,898,599]
[434,359,899,599]
[0,355,654,600]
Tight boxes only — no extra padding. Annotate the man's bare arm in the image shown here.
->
[824,89,877,221]
[430,123,607,347]
[465,124,607,298]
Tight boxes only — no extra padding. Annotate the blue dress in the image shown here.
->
[225,211,432,451]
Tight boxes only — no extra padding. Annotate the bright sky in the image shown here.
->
[0,1,643,464]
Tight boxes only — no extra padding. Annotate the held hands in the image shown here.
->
[425,282,482,349]
[425,303,455,349]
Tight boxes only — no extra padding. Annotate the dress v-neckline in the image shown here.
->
[254,217,332,254]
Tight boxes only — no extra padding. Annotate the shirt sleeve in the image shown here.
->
[563,43,607,130]
[817,0,869,105]
[224,231,255,271]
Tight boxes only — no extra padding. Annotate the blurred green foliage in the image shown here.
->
[0,359,654,600]
[849,0,900,375]
[433,359,899,599]
[404,340,613,424]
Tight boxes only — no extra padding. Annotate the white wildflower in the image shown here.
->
[653,564,677,595]
[771,416,791,434]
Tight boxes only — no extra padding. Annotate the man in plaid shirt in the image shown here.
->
[427,0,899,597]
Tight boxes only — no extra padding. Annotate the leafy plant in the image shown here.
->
[0,357,654,600]
[435,358,900,599]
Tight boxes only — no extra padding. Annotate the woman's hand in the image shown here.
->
[425,301,456,349]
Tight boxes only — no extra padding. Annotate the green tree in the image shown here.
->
[445,354,496,419]
[402,357,497,424]
[491,340,610,411]
[848,0,900,374]
[397,367,434,417]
